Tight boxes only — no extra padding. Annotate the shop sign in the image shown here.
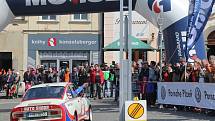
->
[28,34,99,51]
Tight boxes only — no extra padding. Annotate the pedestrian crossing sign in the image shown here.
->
[125,100,147,121]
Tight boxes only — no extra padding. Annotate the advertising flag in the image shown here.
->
[187,0,215,62]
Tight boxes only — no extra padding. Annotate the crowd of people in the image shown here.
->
[0,56,215,102]
[0,63,121,100]
[0,69,20,98]
[135,57,215,112]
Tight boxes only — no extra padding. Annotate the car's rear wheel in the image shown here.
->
[85,107,92,121]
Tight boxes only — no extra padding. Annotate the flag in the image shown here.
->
[186,0,215,61]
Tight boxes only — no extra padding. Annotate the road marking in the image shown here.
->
[128,103,144,119]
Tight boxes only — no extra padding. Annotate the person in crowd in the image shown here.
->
[2,69,7,91]
[179,58,186,82]
[94,64,104,99]
[41,69,48,83]
[10,72,21,98]
[0,70,3,92]
[34,69,42,85]
[47,68,57,83]
[109,65,115,98]
[138,61,149,100]
[172,63,181,82]
[211,63,215,82]
[192,61,202,82]
[89,66,96,98]
[71,67,79,85]
[148,61,158,106]
[23,67,31,83]
[6,69,15,98]
[114,63,120,101]
[205,63,213,83]
[103,65,110,98]
[78,66,88,86]
[64,67,71,83]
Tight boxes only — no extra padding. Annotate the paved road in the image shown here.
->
[0,97,215,121]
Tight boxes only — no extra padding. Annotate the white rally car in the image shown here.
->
[11,82,92,121]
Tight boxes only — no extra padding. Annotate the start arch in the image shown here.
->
[0,0,213,63]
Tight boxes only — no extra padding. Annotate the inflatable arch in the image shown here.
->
[0,0,212,63]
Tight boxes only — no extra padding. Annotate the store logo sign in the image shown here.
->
[195,87,201,103]
[161,86,166,100]
[48,38,57,46]
[148,0,172,13]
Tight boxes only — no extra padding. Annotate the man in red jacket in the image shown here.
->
[89,66,95,98]
[94,64,104,99]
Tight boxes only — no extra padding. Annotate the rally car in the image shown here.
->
[10,82,92,121]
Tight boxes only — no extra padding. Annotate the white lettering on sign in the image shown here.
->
[175,32,182,57]
[115,18,148,24]
[31,40,45,45]
[26,0,67,6]
[24,107,36,111]
[24,106,49,111]
[26,0,118,6]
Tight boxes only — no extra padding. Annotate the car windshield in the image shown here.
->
[23,86,65,101]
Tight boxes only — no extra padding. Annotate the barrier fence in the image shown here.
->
[157,82,215,110]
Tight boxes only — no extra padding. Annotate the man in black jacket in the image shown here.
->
[138,61,149,100]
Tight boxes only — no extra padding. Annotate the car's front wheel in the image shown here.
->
[85,107,92,121]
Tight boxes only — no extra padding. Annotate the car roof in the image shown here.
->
[30,82,70,89]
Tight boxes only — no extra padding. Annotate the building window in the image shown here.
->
[73,14,88,21]
[40,15,57,21]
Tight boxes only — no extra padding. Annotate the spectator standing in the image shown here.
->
[205,63,214,83]
[47,68,57,83]
[6,69,15,98]
[179,58,186,82]
[172,63,181,82]
[41,70,48,83]
[109,66,115,98]
[23,67,32,83]
[138,61,149,100]
[0,70,3,92]
[94,64,104,99]
[78,66,88,86]
[148,61,157,106]
[71,67,79,85]
[103,65,110,98]
[34,69,42,85]
[89,66,96,98]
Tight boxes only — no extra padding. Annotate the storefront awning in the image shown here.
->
[104,35,155,51]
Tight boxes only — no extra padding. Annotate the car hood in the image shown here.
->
[15,99,64,108]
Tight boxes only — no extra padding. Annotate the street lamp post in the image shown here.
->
[158,14,163,82]
[119,0,124,121]
[128,0,132,101]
